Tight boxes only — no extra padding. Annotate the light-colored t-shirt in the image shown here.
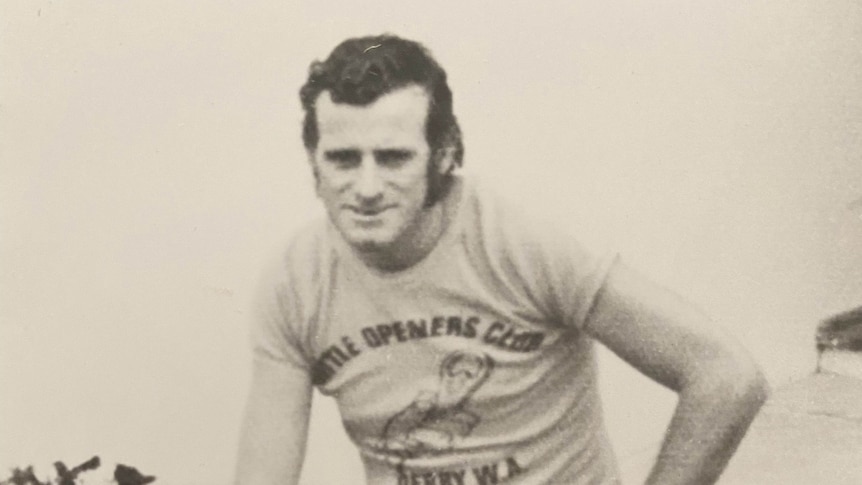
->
[253,176,622,484]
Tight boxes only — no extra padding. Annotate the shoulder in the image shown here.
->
[284,218,332,278]
[251,218,332,354]
[270,218,330,271]
[257,218,333,308]
[459,175,619,327]
[250,219,332,369]
[461,175,599,259]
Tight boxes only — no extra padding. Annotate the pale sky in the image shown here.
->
[2,1,860,483]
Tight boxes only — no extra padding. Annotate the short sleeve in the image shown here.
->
[471,181,620,331]
[540,233,620,330]
[249,256,313,371]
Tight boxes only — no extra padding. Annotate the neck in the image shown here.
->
[357,201,447,273]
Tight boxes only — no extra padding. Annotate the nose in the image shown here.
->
[354,158,384,202]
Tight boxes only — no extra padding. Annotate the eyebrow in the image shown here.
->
[323,149,361,161]
[321,148,416,164]
[373,148,415,158]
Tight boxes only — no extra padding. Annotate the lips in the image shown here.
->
[345,205,393,217]
[355,208,384,216]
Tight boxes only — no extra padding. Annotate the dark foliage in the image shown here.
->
[1,457,155,485]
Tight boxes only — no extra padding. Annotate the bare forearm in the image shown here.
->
[645,367,769,485]
[235,404,307,485]
[234,359,313,485]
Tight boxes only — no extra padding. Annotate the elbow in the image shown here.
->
[730,364,770,416]
[688,352,771,418]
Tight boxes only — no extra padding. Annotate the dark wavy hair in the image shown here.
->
[299,34,464,206]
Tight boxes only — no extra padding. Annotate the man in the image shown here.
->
[235,35,768,484]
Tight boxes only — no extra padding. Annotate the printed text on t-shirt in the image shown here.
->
[311,315,546,385]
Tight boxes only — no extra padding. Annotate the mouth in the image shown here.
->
[345,205,394,217]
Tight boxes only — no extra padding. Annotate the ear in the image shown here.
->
[433,143,456,175]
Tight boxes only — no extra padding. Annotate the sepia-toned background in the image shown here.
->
[2,1,860,483]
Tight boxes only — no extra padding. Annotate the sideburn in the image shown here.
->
[424,148,452,208]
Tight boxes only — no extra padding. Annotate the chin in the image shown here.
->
[351,239,387,253]
[344,232,394,253]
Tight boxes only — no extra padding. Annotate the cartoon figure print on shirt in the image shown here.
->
[365,350,495,460]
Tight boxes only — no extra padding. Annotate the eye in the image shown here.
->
[375,149,414,168]
[323,149,361,169]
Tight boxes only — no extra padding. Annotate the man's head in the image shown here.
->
[300,34,463,206]
[300,35,464,263]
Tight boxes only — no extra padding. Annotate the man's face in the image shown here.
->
[312,85,436,255]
